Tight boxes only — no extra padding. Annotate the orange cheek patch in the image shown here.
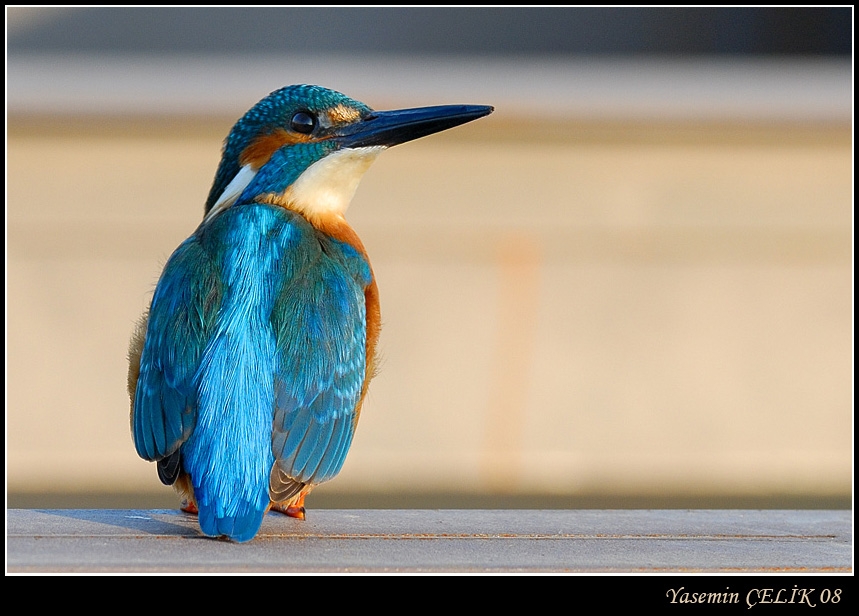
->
[327,104,362,124]
[239,129,315,168]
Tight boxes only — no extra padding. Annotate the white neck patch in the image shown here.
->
[204,164,258,224]
[286,146,385,219]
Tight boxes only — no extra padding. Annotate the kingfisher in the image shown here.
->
[127,84,493,542]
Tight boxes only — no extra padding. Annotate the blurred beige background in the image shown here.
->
[6,8,852,509]
[8,116,851,508]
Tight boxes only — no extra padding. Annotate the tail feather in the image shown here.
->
[157,451,182,485]
[197,500,267,543]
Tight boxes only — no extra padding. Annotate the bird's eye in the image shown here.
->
[290,111,316,134]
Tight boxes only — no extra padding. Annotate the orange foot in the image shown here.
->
[271,493,307,520]
[180,499,198,515]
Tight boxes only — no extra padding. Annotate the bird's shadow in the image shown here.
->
[36,508,200,537]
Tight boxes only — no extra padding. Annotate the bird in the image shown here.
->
[127,84,493,542]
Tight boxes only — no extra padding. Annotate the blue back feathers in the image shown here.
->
[133,204,372,542]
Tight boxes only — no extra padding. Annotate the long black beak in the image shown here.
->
[336,104,493,148]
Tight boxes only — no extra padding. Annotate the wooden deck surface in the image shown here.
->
[7,509,851,573]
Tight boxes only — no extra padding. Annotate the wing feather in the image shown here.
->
[269,231,371,496]
[131,236,222,466]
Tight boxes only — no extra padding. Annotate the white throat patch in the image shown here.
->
[286,146,385,219]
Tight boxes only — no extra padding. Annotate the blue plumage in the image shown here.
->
[129,85,492,541]
[133,205,369,541]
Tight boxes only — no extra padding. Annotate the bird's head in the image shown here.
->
[203,84,493,225]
